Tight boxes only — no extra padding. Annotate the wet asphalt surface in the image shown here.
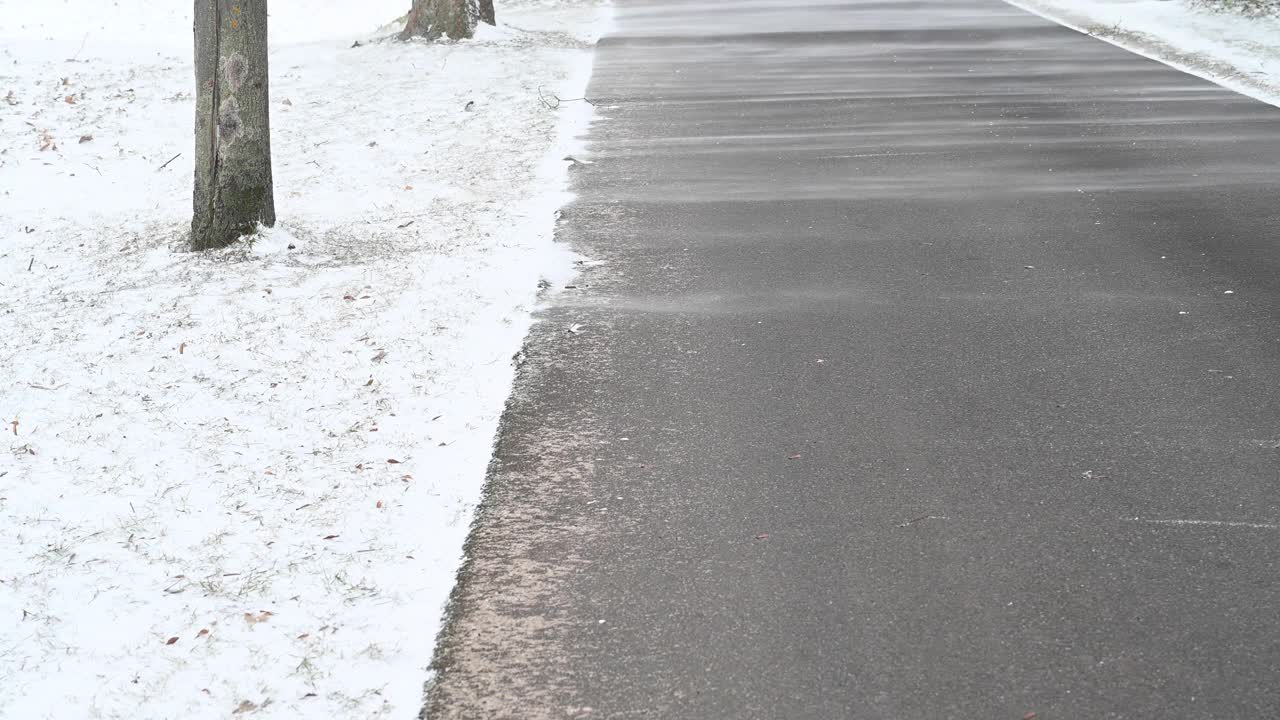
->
[425,1,1280,717]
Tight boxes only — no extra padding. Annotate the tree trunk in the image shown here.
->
[192,0,276,251]
[479,0,495,26]
[400,0,480,40]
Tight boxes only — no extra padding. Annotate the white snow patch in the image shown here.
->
[0,0,610,718]
[1129,517,1280,530]
[1008,0,1280,106]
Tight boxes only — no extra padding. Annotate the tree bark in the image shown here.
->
[192,0,276,251]
[400,0,480,40]
[479,0,495,26]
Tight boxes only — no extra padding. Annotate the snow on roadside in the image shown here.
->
[0,1,608,718]
[1007,0,1280,105]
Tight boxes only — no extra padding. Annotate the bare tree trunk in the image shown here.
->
[400,0,480,40]
[479,0,495,26]
[192,0,276,251]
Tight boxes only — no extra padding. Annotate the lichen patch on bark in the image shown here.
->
[217,95,243,147]
[221,52,248,92]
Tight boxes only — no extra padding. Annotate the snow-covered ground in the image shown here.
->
[1009,0,1280,105]
[0,1,607,718]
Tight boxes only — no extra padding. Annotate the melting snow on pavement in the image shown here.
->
[0,0,607,717]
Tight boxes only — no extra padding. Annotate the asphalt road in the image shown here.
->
[426,1,1280,717]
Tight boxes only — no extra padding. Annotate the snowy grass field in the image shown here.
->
[0,1,606,717]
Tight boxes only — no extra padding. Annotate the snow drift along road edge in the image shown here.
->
[1007,0,1280,107]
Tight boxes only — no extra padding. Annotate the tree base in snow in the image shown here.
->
[400,0,481,40]
[191,0,277,250]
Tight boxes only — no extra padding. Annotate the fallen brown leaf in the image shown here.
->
[232,700,257,714]
[165,636,179,645]
[386,458,401,464]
